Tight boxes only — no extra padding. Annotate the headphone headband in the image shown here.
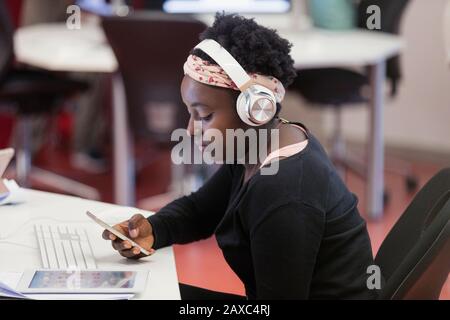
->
[192,39,279,127]
[194,39,253,91]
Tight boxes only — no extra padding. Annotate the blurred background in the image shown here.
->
[0,0,449,298]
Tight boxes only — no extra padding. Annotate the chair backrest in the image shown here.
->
[357,0,410,96]
[0,0,14,81]
[393,216,450,299]
[375,168,450,299]
[102,12,206,141]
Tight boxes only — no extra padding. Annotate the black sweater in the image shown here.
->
[148,128,376,299]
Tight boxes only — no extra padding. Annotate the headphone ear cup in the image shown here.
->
[236,86,277,126]
[250,98,276,125]
[248,86,277,126]
[236,91,256,126]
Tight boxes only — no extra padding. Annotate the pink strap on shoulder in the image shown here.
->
[260,124,309,168]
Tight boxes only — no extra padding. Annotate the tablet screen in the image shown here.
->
[29,271,136,289]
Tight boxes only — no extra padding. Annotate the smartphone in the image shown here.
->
[86,211,151,256]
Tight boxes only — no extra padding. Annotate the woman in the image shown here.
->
[103,13,376,300]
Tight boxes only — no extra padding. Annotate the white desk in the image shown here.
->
[14,23,117,73]
[0,189,181,300]
[14,21,403,218]
[281,29,402,68]
[14,23,135,207]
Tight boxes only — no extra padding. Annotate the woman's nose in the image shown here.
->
[186,118,202,137]
[186,118,195,137]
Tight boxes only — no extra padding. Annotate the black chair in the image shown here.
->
[0,2,99,200]
[376,168,450,299]
[291,0,415,202]
[102,12,207,208]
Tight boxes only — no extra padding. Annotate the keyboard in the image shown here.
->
[34,223,97,269]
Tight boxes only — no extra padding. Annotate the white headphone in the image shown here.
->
[194,39,278,127]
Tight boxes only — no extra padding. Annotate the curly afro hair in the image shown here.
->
[192,13,297,89]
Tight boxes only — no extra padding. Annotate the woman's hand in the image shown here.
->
[102,214,155,259]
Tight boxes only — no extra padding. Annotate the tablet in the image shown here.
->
[0,148,14,196]
[17,269,148,294]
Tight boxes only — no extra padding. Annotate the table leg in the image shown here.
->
[367,61,386,220]
[16,117,32,187]
[112,74,135,206]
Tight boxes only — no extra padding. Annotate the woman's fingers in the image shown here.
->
[111,238,156,254]
[119,248,142,259]
[118,246,156,259]
[111,239,132,251]
[102,229,113,240]
[102,222,128,241]
[128,214,148,238]
[102,216,155,259]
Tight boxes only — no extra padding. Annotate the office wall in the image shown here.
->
[283,0,450,155]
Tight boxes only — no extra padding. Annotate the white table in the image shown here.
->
[14,23,117,73]
[14,23,135,207]
[14,21,403,219]
[0,189,181,300]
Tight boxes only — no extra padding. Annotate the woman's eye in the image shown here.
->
[200,114,213,122]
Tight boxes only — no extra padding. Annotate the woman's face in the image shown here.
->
[180,75,246,158]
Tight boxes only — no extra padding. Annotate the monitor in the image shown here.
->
[163,0,291,14]
[76,0,132,16]
[76,0,114,15]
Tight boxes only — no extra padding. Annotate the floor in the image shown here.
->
[1,116,449,299]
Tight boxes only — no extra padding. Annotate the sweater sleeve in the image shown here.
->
[249,201,325,299]
[147,164,235,249]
